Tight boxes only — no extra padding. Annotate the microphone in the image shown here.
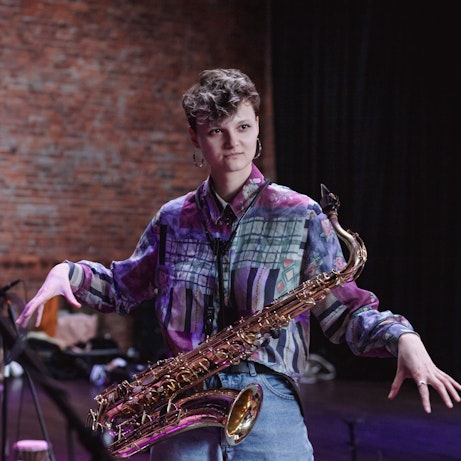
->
[0,279,21,296]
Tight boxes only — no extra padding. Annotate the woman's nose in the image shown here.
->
[224,130,238,148]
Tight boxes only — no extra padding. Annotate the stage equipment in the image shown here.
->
[13,439,50,461]
[0,299,114,461]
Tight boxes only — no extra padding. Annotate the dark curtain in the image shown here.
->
[271,0,460,379]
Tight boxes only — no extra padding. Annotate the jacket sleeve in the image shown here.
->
[306,205,416,358]
[66,215,160,315]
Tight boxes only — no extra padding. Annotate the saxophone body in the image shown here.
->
[89,184,367,458]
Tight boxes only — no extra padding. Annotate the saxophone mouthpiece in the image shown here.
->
[320,184,340,214]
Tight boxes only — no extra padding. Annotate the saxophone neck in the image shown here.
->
[320,183,340,215]
[320,184,367,280]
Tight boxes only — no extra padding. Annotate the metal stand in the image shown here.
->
[0,291,113,461]
[342,416,364,461]
[1,295,56,461]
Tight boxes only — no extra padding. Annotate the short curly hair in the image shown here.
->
[182,68,261,131]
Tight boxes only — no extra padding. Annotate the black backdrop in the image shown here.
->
[270,1,460,379]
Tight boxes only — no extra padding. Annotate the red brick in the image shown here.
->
[0,0,275,352]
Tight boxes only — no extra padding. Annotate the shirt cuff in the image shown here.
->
[385,327,419,356]
[64,260,86,292]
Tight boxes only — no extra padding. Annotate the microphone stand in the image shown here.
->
[1,292,13,461]
[1,296,56,461]
[0,300,113,461]
[0,281,22,461]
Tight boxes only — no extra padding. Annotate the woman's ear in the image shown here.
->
[188,126,200,148]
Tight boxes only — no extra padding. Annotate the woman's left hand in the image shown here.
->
[388,333,461,413]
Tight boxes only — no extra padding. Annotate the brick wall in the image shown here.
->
[0,0,275,351]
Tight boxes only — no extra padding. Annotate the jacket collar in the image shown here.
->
[201,164,267,223]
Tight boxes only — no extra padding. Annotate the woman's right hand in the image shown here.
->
[15,262,81,329]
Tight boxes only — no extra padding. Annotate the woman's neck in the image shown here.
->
[211,162,254,202]
[211,173,248,203]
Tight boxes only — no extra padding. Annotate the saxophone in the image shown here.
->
[88,184,367,458]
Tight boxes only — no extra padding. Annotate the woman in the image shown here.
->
[17,68,461,461]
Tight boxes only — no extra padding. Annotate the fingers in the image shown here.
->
[388,375,403,401]
[15,263,82,329]
[429,375,461,408]
[395,334,461,413]
[17,290,81,329]
[389,376,432,413]
[415,380,431,414]
[61,285,82,309]
[447,377,461,403]
[389,366,461,415]
[34,303,45,328]
[16,297,45,329]
[414,373,461,414]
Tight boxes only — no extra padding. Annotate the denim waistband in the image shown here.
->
[221,360,275,374]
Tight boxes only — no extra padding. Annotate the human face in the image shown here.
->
[189,101,259,183]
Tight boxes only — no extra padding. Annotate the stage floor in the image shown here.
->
[1,374,460,461]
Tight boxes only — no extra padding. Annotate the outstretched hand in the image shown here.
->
[15,262,81,329]
[388,333,461,413]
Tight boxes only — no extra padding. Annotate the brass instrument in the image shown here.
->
[88,184,367,458]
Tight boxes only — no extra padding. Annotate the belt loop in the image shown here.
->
[248,361,257,377]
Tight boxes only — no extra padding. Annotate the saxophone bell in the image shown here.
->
[96,383,263,458]
[224,383,263,444]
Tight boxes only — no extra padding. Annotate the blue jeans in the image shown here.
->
[150,363,314,461]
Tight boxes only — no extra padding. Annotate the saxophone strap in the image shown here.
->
[195,179,271,335]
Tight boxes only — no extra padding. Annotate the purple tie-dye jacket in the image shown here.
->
[68,164,415,379]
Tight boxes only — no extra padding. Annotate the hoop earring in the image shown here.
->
[254,138,262,159]
[193,149,204,168]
